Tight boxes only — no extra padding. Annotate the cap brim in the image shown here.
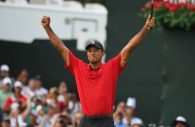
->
[171,121,189,127]
[85,44,101,50]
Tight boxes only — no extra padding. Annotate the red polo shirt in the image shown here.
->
[65,51,126,116]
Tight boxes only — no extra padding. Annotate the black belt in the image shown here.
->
[84,114,113,120]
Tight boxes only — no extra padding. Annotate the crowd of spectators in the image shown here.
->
[0,64,82,127]
[0,64,190,127]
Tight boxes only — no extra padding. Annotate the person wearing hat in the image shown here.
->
[123,97,137,127]
[0,77,14,123]
[3,81,27,111]
[130,117,143,127]
[0,65,13,89]
[9,94,31,127]
[171,116,190,127]
[0,64,10,79]
[35,105,48,127]
[34,75,48,100]
[0,77,14,109]
[43,103,59,127]
[41,14,155,127]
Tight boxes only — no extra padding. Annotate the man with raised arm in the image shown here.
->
[41,15,155,127]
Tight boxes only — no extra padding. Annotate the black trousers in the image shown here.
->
[79,115,115,127]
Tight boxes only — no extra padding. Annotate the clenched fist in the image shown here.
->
[144,15,155,30]
[41,16,50,28]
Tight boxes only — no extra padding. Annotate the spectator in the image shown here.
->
[43,104,59,127]
[47,87,58,105]
[0,65,15,88]
[123,97,136,126]
[1,119,10,127]
[16,69,29,87]
[68,93,81,118]
[113,101,126,127]
[57,81,69,109]
[114,112,126,127]
[27,110,38,127]
[72,112,83,127]
[0,77,14,109]
[34,75,48,100]
[57,94,67,112]
[4,81,27,112]
[59,114,72,127]
[33,96,44,108]
[58,81,68,97]
[0,77,13,124]
[131,117,144,127]
[35,105,47,127]
[171,116,190,127]
[22,78,37,98]
[9,95,31,127]
[53,115,67,127]
[0,64,10,79]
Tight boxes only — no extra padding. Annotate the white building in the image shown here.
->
[0,0,108,51]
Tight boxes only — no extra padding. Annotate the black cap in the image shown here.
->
[85,40,104,51]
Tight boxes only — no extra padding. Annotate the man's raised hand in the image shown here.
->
[144,14,155,30]
[41,16,50,28]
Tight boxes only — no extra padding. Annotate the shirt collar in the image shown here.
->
[87,63,103,71]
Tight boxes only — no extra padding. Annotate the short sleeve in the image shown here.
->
[108,53,127,76]
[64,51,80,74]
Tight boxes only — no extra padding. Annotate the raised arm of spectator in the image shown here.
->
[120,15,155,67]
[41,16,70,65]
[21,95,31,120]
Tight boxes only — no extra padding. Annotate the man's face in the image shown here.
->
[125,107,135,117]
[4,84,11,91]
[28,79,36,90]
[87,46,104,64]
[0,71,9,78]
[29,114,37,124]
[35,80,42,88]
[48,107,56,116]
[176,122,186,127]
[14,87,20,92]
[59,82,68,94]
[132,125,142,127]
[2,121,10,127]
